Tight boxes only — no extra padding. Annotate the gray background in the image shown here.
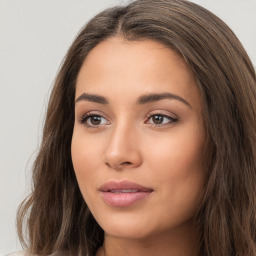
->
[0,0,255,254]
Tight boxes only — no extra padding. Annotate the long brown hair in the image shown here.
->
[17,0,256,255]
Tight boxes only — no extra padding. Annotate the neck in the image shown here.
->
[101,221,200,256]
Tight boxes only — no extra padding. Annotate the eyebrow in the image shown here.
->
[75,93,108,104]
[75,92,191,108]
[136,92,191,108]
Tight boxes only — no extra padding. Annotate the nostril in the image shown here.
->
[105,161,132,169]
[121,161,132,166]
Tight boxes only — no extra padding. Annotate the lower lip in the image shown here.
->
[101,191,152,207]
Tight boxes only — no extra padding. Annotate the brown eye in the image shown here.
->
[90,115,102,125]
[80,114,110,128]
[147,114,179,126]
[152,115,164,124]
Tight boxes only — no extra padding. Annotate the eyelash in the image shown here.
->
[79,112,109,129]
[79,111,179,129]
[146,112,179,127]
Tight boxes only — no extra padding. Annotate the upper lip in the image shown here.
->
[99,180,153,192]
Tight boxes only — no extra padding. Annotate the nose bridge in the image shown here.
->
[104,116,142,169]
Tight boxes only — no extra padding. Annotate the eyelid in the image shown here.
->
[146,110,178,119]
[145,110,179,126]
[78,110,179,129]
[79,110,110,120]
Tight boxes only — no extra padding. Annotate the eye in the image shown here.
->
[79,113,110,128]
[146,113,178,126]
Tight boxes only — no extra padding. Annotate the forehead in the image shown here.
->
[75,37,200,108]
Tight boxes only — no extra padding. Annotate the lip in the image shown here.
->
[99,180,153,207]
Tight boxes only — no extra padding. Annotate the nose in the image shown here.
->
[104,122,142,170]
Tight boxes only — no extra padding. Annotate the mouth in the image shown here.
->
[99,180,154,207]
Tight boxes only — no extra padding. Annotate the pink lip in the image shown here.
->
[99,180,153,207]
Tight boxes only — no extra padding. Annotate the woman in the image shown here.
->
[12,0,256,255]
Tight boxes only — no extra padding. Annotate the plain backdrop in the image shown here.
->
[0,0,255,254]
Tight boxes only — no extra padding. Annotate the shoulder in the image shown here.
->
[5,251,27,256]
[5,251,68,256]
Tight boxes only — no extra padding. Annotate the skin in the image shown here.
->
[71,37,205,256]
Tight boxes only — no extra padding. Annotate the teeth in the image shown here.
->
[110,189,138,193]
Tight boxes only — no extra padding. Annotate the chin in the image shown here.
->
[104,224,154,240]
[95,211,168,240]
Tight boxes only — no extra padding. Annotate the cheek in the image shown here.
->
[71,130,103,199]
[71,126,105,170]
[146,124,204,175]
[145,123,205,211]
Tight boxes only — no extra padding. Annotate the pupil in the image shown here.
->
[153,115,163,124]
[91,116,101,125]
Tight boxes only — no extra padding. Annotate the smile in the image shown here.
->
[99,181,153,207]
[110,189,139,193]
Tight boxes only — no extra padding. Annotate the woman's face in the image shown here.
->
[71,37,205,239]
